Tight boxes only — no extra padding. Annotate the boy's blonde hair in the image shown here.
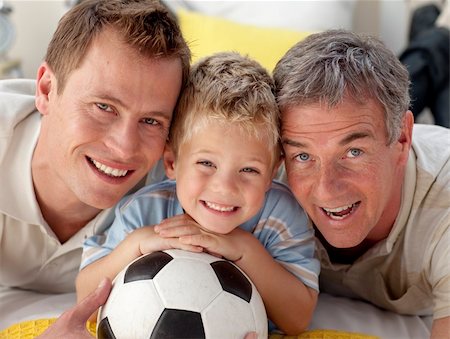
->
[169,52,281,165]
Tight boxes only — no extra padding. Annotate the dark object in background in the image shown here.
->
[400,3,449,127]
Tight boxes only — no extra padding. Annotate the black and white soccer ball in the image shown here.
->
[97,249,268,339]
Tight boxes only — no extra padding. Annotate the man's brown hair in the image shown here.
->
[45,0,190,93]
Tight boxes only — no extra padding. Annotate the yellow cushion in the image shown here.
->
[0,318,379,339]
[270,330,379,339]
[178,9,312,72]
[0,319,96,339]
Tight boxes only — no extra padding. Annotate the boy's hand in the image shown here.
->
[131,224,204,256]
[154,214,249,262]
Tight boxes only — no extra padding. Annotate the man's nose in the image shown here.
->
[107,120,140,158]
[313,161,347,200]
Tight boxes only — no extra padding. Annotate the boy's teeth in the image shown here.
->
[92,159,128,177]
[205,201,235,212]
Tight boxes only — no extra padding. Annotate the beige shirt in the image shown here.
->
[0,79,165,293]
[317,124,450,319]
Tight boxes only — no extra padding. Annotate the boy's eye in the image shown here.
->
[241,167,259,174]
[347,148,363,158]
[295,153,310,162]
[197,160,215,168]
[96,103,113,112]
[142,118,159,126]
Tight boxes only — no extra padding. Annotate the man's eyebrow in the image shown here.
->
[96,94,171,119]
[282,139,307,148]
[339,131,373,146]
[95,94,126,107]
[282,132,373,148]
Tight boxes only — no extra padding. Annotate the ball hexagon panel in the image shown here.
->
[202,291,257,338]
[124,251,173,283]
[99,279,164,338]
[153,256,222,312]
[211,260,252,302]
[97,317,115,339]
[150,309,205,339]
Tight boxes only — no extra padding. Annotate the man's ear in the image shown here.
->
[35,62,55,116]
[397,110,414,165]
[163,144,177,180]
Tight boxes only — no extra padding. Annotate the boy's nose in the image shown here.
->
[210,170,239,195]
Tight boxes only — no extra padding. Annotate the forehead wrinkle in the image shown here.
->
[339,131,374,146]
[282,121,376,150]
[282,138,307,148]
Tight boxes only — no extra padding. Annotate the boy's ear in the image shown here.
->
[163,144,177,180]
[35,62,55,116]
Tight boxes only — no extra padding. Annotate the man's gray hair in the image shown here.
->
[273,29,410,144]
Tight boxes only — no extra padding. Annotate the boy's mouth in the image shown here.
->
[202,200,238,212]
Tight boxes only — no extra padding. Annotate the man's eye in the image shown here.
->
[96,103,113,112]
[347,148,362,158]
[142,118,159,126]
[295,153,310,162]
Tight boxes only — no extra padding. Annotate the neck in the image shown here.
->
[317,230,378,264]
[35,192,99,243]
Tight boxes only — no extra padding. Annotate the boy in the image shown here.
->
[76,52,319,335]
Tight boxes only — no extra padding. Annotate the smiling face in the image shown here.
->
[34,28,182,211]
[281,98,412,248]
[164,122,276,234]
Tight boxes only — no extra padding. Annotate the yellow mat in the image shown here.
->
[0,319,96,339]
[0,318,379,339]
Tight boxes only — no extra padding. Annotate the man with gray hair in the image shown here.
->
[273,29,449,338]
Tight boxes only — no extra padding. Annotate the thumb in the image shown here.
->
[73,277,112,321]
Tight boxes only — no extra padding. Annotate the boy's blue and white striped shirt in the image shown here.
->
[81,179,319,292]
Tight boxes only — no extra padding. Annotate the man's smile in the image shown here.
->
[321,202,360,220]
[87,157,132,178]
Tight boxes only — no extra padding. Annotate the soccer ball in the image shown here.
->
[97,249,268,338]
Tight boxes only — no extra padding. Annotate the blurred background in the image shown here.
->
[0,0,447,125]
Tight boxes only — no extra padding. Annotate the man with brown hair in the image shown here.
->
[0,0,189,295]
